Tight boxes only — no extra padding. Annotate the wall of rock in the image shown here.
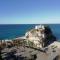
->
[43,25,56,47]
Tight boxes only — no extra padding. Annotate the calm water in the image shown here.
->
[0,24,60,40]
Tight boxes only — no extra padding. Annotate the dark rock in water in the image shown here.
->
[44,25,56,47]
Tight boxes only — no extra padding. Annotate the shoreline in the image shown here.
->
[0,36,26,48]
[0,35,24,40]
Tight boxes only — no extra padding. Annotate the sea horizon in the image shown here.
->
[0,24,60,41]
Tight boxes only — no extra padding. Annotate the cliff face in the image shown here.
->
[25,25,56,48]
[44,25,56,47]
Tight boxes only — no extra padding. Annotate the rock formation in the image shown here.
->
[25,25,56,48]
[44,25,56,47]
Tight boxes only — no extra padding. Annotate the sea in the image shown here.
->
[0,24,60,41]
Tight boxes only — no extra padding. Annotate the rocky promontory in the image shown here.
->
[0,24,60,60]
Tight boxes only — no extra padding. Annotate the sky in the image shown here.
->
[0,0,60,24]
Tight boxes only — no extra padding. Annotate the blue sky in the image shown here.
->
[0,0,60,24]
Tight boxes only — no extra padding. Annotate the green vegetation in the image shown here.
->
[21,40,27,47]
[28,41,34,47]
[51,45,57,49]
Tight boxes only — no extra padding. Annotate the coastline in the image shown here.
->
[0,24,60,40]
[0,25,60,60]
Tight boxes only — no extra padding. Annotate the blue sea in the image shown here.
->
[0,24,60,41]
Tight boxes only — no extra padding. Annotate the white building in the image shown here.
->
[35,25,45,30]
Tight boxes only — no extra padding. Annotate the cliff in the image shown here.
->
[25,25,56,48]
[43,25,56,47]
